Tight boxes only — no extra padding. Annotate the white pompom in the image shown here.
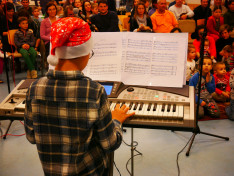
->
[47,55,58,66]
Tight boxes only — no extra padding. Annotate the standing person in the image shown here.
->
[207,6,224,42]
[90,0,120,32]
[14,17,37,78]
[130,2,152,32]
[24,17,135,176]
[150,0,178,33]
[168,0,194,21]
[17,0,33,16]
[40,2,59,67]
[189,57,220,119]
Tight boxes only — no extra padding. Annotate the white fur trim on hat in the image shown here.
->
[47,55,58,66]
[55,37,93,59]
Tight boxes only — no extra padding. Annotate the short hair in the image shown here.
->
[17,9,30,19]
[170,27,182,33]
[4,2,15,14]
[134,2,147,19]
[204,38,209,44]
[32,6,39,12]
[18,16,28,24]
[222,45,233,53]
[92,3,98,9]
[213,62,225,71]
[64,5,73,17]
[98,0,108,6]
[45,2,57,16]
[188,45,195,53]
[213,5,222,12]
[203,56,213,63]
[219,24,231,33]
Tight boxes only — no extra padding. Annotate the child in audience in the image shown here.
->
[31,6,42,51]
[91,3,98,15]
[226,68,234,121]
[212,62,230,102]
[14,17,37,79]
[207,5,224,42]
[220,45,234,72]
[189,57,220,119]
[186,45,196,84]
[204,39,211,57]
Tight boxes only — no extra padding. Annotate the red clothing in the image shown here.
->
[213,73,231,95]
[193,36,217,58]
[207,16,224,41]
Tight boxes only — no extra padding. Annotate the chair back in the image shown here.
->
[7,29,18,49]
[178,20,196,33]
[196,19,205,26]
[123,16,130,31]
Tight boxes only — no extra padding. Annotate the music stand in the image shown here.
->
[185,0,229,156]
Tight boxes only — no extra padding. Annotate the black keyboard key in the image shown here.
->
[153,103,157,111]
[139,103,144,111]
[147,103,152,111]
[173,104,176,112]
[167,104,171,112]
[161,103,165,112]
[133,103,138,110]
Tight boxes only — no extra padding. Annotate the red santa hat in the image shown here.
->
[47,17,93,66]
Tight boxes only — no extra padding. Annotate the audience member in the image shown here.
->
[17,0,33,16]
[40,0,48,14]
[40,2,59,64]
[210,0,227,15]
[189,57,220,119]
[223,0,234,29]
[193,25,217,62]
[148,0,157,16]
[63,0,74,9]
[204,38,211,57]
[226,67,234,120]
[126,0,134,12]
[130,2,153,32]
[193,0,212,25]
[130,0,139,18]
[216,24,234,61]
[207,6,224,41]
[186,45,196,84]
[169,0,194,21]
[82,0,93,19]
[0,37,8,83]
[220,45,234,71]
[140,0,150,12]
[91,3,99,15]
[24,17,134,176]
[73,0,82,11]
[212,62,230,101]
[90,0,120,32]
[150,0,178,33]
[14,17,37,78]
[168,0,186,8]
[31,6,42,51]
[64,5,75,17]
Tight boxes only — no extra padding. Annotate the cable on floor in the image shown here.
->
[0,121,25,138]
[176,133,194,176]
[114,161,121,176]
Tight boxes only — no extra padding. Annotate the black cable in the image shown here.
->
[114,161,121,176]
[176,134,194,176]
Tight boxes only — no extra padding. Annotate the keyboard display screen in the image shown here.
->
[102,85,113,95]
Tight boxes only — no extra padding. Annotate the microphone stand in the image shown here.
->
[185,0,229,156]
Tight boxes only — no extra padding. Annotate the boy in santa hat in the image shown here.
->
[24,17,134,176]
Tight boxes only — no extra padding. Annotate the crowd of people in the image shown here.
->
[0,0,234,119]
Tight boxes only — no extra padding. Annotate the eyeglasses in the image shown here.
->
[89,50,94,59]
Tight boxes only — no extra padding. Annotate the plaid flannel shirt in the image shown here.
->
[24,70,122,176]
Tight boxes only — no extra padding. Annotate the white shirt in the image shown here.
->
[169,4,194,21]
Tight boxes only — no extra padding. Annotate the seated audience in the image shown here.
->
[31,6,42,51]
[226,68,234,121]
[189,57,220,119]
[216,24,234,61]
[169,0,194,21]
[130,0,139,18]
[64,5,75,17]
[207,6,224,41]
[82,0,93,19]
[150,0,178,33]
[212,62,230,102]
[186,45,196,84]
[220,45,234,72]
[210,0,227,15]
[193,25,217,62]
[130,2,153,32]
[168,0,186,8]
[40,2,59,64]
[193,0,212,25]
[14,17,37,78]
[223,0,234,29]
[148,0,157,16]
[17,0,33,16]
[141,0,150,12]
[204,38,211,57]
[63,0,74,9]
[90,0,120,32]
[73,0,82,11]
[91,3,99,15]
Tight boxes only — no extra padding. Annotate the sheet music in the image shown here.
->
[85,32,188,88]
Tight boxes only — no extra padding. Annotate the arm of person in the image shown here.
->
[28,32,36,47]
[229,69,234,88]
[150,15,158,33]
[185,5,194,19]
[207,18,219,36]
[213,74,223,94]
[14,31,24,49]
[189,72,203,104]
[208,36,217,58]
[226,75,231,92]
[40,20,51,42]
[24,88,36,144]
[206,74,216,93]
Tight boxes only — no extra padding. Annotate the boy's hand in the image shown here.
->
[222,91,230,98]
[25,44,30,50]
[22,44,27,49]
[200,101,206,106]
[112,104,135,124]
[206,72,210,83]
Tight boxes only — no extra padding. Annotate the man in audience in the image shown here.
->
[90,0,119,32]
[193,0,212,25]
[210,0,227,15]
[169,0,194,21]
[150,0,178,33]
[223,0,234,29]
[17,0,33,16]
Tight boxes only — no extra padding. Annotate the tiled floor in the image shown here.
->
[1,71,234,176]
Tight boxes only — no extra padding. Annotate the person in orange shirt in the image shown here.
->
[150,0,178,33]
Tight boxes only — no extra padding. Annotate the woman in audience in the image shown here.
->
[207,6,224,41]
[73,0,83,18]
[82,0,92,19]
[193,25,217,62]
[40,2,58,67]
[130,2,152,32]
[130,0,139,17]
